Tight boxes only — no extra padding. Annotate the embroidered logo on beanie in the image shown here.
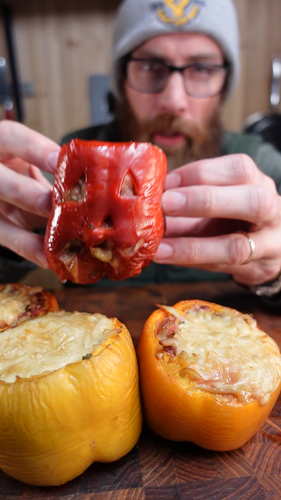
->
[154,0,205,26]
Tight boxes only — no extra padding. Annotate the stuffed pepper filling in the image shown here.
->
[155,303,281,406]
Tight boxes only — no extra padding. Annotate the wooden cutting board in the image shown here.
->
[1,281,281,500]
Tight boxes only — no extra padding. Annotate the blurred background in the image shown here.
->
[0,0,281,144]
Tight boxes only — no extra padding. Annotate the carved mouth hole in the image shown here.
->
[90,240,114,262]
[62,174,86,202]
[61,238,85,256]
[120,172,136,197]
[59,239,85,279]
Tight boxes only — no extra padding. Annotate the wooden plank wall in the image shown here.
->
[0,0,281,143]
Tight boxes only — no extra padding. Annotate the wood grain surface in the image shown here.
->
[1,280,281,500]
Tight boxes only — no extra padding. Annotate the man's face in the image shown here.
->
[117,33,225,171]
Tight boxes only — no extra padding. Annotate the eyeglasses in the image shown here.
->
[124,57,230,98]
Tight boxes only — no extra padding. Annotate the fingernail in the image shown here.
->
[38,192,53,216]
[47,151,59,171]
[162,191,186,212]
[35,251,49,268]
[154,242,173,260]
[165,172,181,189]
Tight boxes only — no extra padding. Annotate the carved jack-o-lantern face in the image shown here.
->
[45,139,167,284]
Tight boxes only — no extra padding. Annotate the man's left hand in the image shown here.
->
[153,154,281,286]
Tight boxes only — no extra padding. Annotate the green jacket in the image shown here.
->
[61,122,281,286]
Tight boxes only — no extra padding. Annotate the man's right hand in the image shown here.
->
[0,120,60,267]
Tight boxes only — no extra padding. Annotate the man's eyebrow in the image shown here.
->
[187,54,224,62]
[132,51,223,63]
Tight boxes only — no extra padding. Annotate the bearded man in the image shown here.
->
[0,0,281,302]
[64,0,232,172]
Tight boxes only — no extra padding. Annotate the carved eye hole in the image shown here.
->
[62,174,86,202]
[120,173,136,197]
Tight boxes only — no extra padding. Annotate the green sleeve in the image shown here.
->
[255,142,281,195]
[222,131,281,194]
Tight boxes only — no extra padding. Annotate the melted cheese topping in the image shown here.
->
[0,286,30,326]
[157,304,281,406]
[0,311,118,383]
[0,296,25,326]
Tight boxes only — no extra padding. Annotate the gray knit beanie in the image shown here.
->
[112,0,240,98]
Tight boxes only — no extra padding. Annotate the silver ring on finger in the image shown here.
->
[238,231,255,265]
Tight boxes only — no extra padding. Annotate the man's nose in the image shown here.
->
[157,72,190,114]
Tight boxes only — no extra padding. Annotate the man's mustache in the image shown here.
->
[143,114,204,140]
[115,95,223,170]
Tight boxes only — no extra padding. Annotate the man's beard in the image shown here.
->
[115,95,223,171]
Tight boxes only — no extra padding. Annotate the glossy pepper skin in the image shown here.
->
[45,139,167,284]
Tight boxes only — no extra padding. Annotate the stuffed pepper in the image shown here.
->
[45,139,167,284]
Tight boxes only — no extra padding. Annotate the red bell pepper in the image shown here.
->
[45,139,167,284]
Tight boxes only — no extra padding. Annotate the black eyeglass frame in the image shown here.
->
[122,56,231,98]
